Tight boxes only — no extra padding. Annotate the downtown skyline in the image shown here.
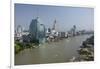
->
[15,4,94,32]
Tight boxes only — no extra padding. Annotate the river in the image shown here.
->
[15,34,93,65]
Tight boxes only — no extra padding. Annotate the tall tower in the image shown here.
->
[29,17,39,40]
[29,17,46,44]
[52,19,56,30]
[73,25,76,36]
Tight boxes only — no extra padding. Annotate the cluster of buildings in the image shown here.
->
[15,17,93,44]
[15,17,45,44]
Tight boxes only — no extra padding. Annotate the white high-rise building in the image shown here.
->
[16,25,23,38]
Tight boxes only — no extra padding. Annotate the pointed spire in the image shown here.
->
[54,19,56,24]
[52,19,57,30]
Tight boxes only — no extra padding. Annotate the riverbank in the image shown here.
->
[15,34,92,54]
[70,35,94,62]
[15,41,39,54]
[15,35,92,65]
[78,35,94,61]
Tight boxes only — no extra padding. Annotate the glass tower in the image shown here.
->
[29,17,45,44]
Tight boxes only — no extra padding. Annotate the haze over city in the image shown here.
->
[15,4,94,32]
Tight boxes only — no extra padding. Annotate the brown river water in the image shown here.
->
[15,34,92,65]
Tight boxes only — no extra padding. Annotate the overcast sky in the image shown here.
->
[15,4,94,32]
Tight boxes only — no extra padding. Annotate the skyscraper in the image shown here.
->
[52,19,56,30]
[38,24,46,44]
[29,17,39,42]
[29,17,45,44]
[73,25,76,36]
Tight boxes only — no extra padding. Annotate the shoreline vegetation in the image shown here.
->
[15,41,39,54]
[69,35,94,62]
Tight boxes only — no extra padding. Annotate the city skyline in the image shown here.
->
[14,4,94,65]
[15,4,94,32]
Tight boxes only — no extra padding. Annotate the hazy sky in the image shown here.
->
[15,4,94,32]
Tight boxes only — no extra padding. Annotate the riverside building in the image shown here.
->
[29,17,46,44]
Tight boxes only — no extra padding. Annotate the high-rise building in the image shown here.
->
[16,25,23,38]
[29,17,39,42]
[14,25,23,42]
[52,19,59,32]
[73,25,76,36]
[29,17,45,44]
[52,19,56,30]
[38,24,46,44]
